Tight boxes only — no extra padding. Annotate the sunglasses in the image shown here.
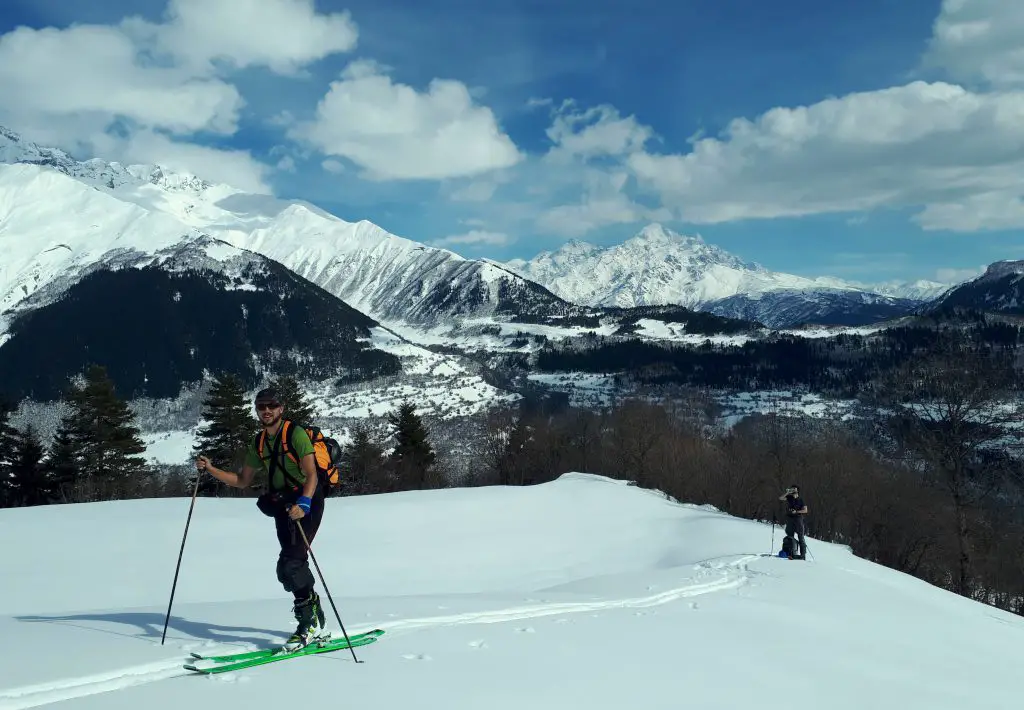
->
[256,401,281,411]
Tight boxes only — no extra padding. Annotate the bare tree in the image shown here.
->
[864,341,1024,594]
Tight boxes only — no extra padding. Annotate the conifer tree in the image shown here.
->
[387,401,436,489]
[340,423,386,495]
[7,425,54,506]
[59,364,148,499]
[0,399,17,507]
[192,373,257,495]
[266,375,315,424]
[47,425,80,499]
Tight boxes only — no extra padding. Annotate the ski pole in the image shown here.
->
[295,521,362,663]
[770,514,777,555]
[161,470,202,645]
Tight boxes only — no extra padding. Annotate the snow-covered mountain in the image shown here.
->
[0,165,400,401]
[930,260,1024,314]
[505,224,953,328]
[0,126,574,330]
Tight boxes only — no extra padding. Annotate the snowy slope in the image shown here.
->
[932,260,1024,314]
[0,473,1017,709]
[0,163,202,319]
[0,126,571,329]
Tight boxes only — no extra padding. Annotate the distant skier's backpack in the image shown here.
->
[256,419,343,494]
[781,535,798,559]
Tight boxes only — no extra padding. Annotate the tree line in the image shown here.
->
[0,366,437,506]
[3,338,1023,616]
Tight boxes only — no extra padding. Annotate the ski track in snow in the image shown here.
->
[0,554,754,709]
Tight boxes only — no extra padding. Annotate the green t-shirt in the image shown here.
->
[246,422,316,491]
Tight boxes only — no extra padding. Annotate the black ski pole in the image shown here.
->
[161,471,202,645]
[295,521,362,663]
[770,514,777,556]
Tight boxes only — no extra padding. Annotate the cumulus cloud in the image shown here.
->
[93,130,273,193]
[612,1,1024,233]
[0,24,243,136]
[146,0,359,76]
[290,60,523,180]
[0,0,359,193]
[923,0,1024,89]
[430,230,515,247]
[627,81,1024,228]
[936,266,985,282]
[545,101,654,162]
[536,169,672,237]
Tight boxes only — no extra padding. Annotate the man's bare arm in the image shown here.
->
[196,456,256,489]
[299,453,317,499]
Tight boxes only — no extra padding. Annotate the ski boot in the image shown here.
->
[280,592,328,653]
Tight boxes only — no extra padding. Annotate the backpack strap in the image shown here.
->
[275,420,308,491]
[264,426,288,491]
[280,420,301,465]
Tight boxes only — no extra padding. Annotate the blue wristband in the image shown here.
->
[296,496,311,514]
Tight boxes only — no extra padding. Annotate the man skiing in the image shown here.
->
[778,485,808,560]
[195,387,327,649]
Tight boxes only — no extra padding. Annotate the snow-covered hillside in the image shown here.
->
[0,126,571,329]
[932,260,1024,314]
[0,473,1017,709]
[505,224,953,327]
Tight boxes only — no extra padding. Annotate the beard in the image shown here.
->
[261,412,282,429]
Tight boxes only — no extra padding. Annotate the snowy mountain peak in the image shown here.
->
[504,223,791,309]
[0,125,237,200]
[980,260,1024,281]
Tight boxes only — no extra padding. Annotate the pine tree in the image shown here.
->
[340,423,386,495]
[60,364,148,499]
[7,425,54,506]
[0,399,17,507]
[192,373,257,496]
[266,374,315,424]
[387,401,436,489]
[47,424,80,500]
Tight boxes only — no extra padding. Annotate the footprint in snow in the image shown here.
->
[402,653,433,661]
[689,602,699,610]
[553,618,569,624]
[468,640,487,649]
[515,626,536,634]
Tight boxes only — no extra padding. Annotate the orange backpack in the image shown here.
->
[256,420,342,492]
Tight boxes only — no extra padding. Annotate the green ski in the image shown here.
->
[184,630,385,674]
[188,629,384,664]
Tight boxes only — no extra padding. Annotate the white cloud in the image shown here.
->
[545,101,654,162]
[923,0,1024,89]
[0,0,360,194]
[914,191,1024,232]
[92,130,272,193]
[627,80,1024,231]
[450,181,500,202]
[0,24,243,135]
[536,169,672,237]
[936,266,985,282]
[602,1,1024,233]
[290,59,523,180]
[146,0,358,76]
[430,230,515,247]
[321,159,346,174]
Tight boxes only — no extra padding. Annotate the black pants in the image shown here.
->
[785,515,807,558]
[273,492,325,598]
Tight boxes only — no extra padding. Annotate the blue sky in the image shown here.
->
[1,0,1022,285]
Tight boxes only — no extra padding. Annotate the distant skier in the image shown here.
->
[195,387,327,649]
[778,485,808,560]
